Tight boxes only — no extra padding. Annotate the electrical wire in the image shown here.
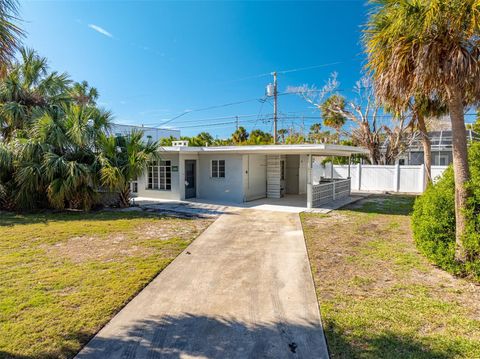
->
[152,97,268,127]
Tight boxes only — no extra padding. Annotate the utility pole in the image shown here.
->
[235,115,239,130]
[272,71,278,144]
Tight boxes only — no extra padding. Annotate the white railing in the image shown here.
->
[312,178,351,207]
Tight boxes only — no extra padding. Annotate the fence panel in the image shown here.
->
[361,165,396,191]
[328,164,447,194]
[432,166,448,182]
[398,166,422,193]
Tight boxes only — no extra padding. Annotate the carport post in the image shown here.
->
[330,157,334,180]
[307,154,312,209]
[348,155,351,178]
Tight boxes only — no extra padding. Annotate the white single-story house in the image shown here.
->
[132,141,368,209]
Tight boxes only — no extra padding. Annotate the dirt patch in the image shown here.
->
[139,219,212,240]
[46,234,148,263]
[44,217,213,263]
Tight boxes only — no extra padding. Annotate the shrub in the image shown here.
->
[412,143,480,280]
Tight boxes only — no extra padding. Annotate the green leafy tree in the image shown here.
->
[285,131,306,144]
[471,112,480,133]
[248,129,273,144]
[364,0,480,261]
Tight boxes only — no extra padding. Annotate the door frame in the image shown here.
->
[184,159,197,199]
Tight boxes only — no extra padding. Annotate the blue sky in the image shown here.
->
[21,0,370,138]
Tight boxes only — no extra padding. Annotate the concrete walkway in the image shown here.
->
[76,210,329,359]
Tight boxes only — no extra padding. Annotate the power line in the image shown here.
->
[151,97,268,127]
[219,60,350,84]
[143,113,260,126]
[277,61,345,75]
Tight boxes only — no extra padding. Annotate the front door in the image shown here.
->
[185,160,196,199]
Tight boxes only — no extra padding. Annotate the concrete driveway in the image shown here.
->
[76,209,329,359]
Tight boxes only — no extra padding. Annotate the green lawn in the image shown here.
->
[0,210,212,358]
[301,195,480,359]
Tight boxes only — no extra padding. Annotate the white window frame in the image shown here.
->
[435,154,449,166]
[147,160,172,190]
[211,159,225,178]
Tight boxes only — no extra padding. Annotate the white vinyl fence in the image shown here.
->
[315,163,448,194]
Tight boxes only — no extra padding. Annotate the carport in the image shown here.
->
[134,143,369,209]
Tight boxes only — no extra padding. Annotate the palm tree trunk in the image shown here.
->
[417,115,432,185]
[119,186,131,208]
[448,88,470,262]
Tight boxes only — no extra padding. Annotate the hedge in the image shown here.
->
[412,143,480,280]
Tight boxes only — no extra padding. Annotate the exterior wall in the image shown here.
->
[136,153,181,200]
[244,154,267,201]
[110,123,180,142]
[197,154,245,203]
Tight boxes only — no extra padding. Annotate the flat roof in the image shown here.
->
[159,144,369,156]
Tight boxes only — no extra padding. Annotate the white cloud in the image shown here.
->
[88,24,113,38]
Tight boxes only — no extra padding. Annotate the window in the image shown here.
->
[147,160,171,190]
[130,181,138,193]
[211,160,225,178]
[280,160,285,180]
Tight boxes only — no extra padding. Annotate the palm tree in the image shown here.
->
[12,103,112,210]
[310,123,321,134]
[196,131,214,146]
[69,80,99,106]
[231,126,248,144]
[277,128,288,143]
[409,96,447,185]
[0,48,70,140]
[364,0,480,261]
[320,95,347,131]
[99,129,159,207]
[0,0,23,76]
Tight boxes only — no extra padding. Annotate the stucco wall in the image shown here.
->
[136,153,181,200]
[197,154,245,203]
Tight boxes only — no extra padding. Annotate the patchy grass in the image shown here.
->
[0,210,212,358]
[301,195,480,359]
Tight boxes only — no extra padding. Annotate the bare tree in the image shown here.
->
[291,75,410,164]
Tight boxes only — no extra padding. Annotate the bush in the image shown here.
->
[412,143,480,280]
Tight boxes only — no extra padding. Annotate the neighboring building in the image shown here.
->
[132,142,367,209]
[110,123,180,143]
[396,129,479,166]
